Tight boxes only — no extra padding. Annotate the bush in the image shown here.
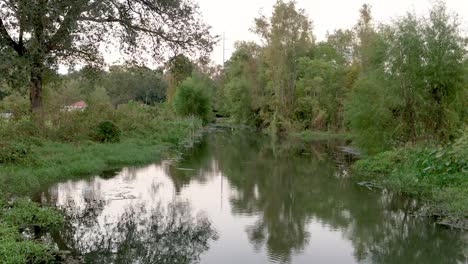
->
[0,142,30,164]
[93,121,121,143]
[0,240,55,264]
[114,101,155,132]
[2,199,63,230]
[0,200,61,264]
[173,77,211,123]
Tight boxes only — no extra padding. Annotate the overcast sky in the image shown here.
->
[196,0,468,65]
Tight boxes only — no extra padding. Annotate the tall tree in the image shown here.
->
[354,4,376,73]
[166,54,194,101]
[253,0,313,124]
[422,2,466,139]
[387,13,426,141]
[223,42,265,125]
[0,0,216,112]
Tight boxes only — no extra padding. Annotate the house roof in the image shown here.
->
[71,101,87,107]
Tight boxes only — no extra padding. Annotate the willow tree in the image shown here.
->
[0,0,216,112]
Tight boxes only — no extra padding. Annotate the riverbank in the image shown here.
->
[0,115,203,263]
[0,118,202,195]
[351,134,467,229]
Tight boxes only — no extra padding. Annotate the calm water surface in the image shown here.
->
[36,130,468,264]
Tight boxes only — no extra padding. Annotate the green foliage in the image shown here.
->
[2,199,63,230]
[103,66,167,105]
[0,240,55,264]
[224,77,253,124]
[415,132,468,185]
[422,3,466,140]
[295,57,346,130]
[0,200,61,264]
[0,116,202,195]
[344,3,466,153]
[0,0,215,111]
[222,41,265,126]
[352,135,468,216]
[254,0,313,119]
[173,77,211,123]
[166,55,194,101]
[94,121,121,143]
[344,73,397,154]
[0,142,30,164]
[0,93,29,119]
[217,1,466,159]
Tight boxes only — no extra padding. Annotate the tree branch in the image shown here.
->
[46,1,100,53]
[0,17,26,55]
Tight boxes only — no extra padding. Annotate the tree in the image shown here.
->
[172,77,211,123]
[103,66,167,105]
[386,13,426,141]
[0,0,216,112]
[223,42,265,125]
[295,57,346,130]
[166,54,195,101]
[253,0,314,124]
[422,2,466,140]
[354,4,376,73]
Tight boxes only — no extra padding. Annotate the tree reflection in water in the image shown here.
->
[39,130,467,264]
[167,131,467,264]
[58,200,217,264]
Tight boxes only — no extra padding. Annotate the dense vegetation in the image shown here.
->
[0,97,203,263]
[0,0,467,262]
[219,1,466,152]
[216,1,467,221]
[0,0,214,262]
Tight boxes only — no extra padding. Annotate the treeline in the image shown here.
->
[218,1,467,153]
[0,56,218,118]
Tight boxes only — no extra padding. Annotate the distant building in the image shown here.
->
[64,101,88,112]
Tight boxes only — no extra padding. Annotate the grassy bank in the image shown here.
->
[0,118,202,195]
[351,133,467,228]
[0,103,203,263]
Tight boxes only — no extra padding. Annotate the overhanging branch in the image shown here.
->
[0,17,26,55]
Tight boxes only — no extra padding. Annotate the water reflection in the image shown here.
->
[39,166,218,264]
[38,130,467,264]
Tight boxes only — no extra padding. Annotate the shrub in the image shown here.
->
[114,101,154,132]
[93,121,121,143]
[0,200,60,264]
[173,77,211,123]
[0,240,55,264]
[0,142,30,164]
[2,199,63,230]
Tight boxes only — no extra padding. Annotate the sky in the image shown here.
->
[196,0,468,65]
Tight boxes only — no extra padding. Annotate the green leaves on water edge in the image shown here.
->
[2,199,63,230]
[415,134,468,186]
[0,199,63,264]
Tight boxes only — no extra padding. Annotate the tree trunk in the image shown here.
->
[30,64,43,113]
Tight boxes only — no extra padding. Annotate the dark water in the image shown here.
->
[36,130,468,264]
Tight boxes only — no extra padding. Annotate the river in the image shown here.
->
[35,129,468,264]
